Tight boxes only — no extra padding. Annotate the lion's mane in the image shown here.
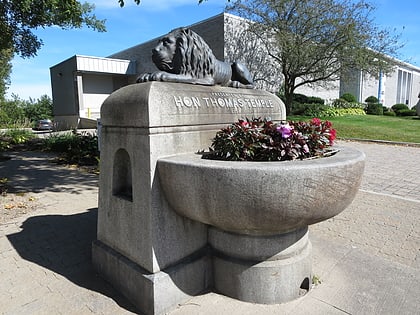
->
[171,28,217,78]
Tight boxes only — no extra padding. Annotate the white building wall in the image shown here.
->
[296,83,340,104]
[385,70,399,107]
[81,74,114,120]
[360,73,379,104]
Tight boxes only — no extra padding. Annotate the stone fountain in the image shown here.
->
[92,28,365,315]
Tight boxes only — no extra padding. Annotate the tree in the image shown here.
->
[0,49,13,100]
[1,0,106,58]
[227,0,402,114]
[24,94,53,122]
[118,0,140,7]
[0,94,26,126]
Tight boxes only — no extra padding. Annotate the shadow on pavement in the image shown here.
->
[7,208,137,313]
[0,151,98,194]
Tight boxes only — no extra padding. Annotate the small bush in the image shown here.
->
[331,108,366,116]
[384,111,396,116]
[365,96,379,103]
[286,93,325,105]
[0,129,35,145]
[365,103,383,115]
[291,104,330,117]
[340,93,357,103]
[391,103,409,112]
[292,104,365,117]
[332,98,348,108]
[332,98,365,109]
[307,96,325,105]
[292,93,310,104]
[397,109,417,116]
[43,131,99,165]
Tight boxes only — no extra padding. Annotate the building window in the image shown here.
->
[396,69,412,105]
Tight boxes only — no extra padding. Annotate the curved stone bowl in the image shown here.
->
[157,146,365,235]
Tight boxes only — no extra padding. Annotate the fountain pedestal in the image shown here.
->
[92,82,287,315]
[210,227,312,303]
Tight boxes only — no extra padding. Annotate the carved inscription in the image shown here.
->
[173,92,274,113]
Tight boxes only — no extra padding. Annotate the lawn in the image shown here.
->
[288,115,420,144]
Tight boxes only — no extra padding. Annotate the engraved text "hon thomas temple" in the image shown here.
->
[173,95,274,109]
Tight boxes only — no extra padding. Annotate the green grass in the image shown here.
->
[288,115,420,144]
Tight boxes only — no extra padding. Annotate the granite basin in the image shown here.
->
[157,146,365,235]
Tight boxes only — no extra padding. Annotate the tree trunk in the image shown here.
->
[283,81,295,117]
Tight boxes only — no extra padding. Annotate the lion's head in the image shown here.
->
[151,28,217,79]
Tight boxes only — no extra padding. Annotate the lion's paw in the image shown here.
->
[136,73,151,83]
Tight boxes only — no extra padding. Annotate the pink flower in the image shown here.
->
[311,118,321,126]
[329,129,337,144]
[277,123,293,139]
[239,120,249,128]
[324,120,332,128]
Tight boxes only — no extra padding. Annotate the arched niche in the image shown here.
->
[112,148,133,201]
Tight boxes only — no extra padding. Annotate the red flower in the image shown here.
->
[239,120,249,128]
[311,117,321,126]
[329,129,337,144]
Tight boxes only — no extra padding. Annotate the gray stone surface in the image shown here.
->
[211,227,312,304]
[0,141,419,314]
[101,82,285,128]
[157,146,365,235]
[95,82,288,314]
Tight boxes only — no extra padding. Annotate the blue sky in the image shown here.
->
[6,0,420,100]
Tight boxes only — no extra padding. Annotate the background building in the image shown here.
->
[50,13,420,129]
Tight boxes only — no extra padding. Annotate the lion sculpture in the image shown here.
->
[137,27,255,89]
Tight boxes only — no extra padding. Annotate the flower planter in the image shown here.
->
[158,146,365,235]
[157,145,365,303]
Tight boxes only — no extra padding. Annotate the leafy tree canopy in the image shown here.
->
[0,48,13,100]
[118,0,140,7]
[226,0,403,114]
[0,0,106,58]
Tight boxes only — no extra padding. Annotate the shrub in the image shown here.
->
[206,117,336,161]
[292,103,366,117]
[329,108,366,116]
[43,131,99,165]
[332,98,348,108]
[383,111,396,116]
[282,93,325,105]
[340,93,357,103]
[291,103,329,116]
[332,98,365,109]
[292,93,310,104]
[391,103,409,112]
[365,96,379,103]
[0,129,35,145]
[365,103,383,115]
[307,96,325,105]
[397,109,417,116]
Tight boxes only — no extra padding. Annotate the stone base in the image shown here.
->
[92,240,212,315]
[210,227,312,304]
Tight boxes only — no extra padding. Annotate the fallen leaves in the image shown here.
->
[0,194,38,223]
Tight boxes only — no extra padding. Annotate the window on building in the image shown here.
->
[396,69,413,105]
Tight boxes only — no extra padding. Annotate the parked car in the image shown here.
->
[35,119,53,131]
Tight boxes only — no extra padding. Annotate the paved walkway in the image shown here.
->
[0,141,419,314]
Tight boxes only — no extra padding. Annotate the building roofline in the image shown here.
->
[50,54,132,69]
[108,12,227,58]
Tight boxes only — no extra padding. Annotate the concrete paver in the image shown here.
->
[0,141,419,314]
